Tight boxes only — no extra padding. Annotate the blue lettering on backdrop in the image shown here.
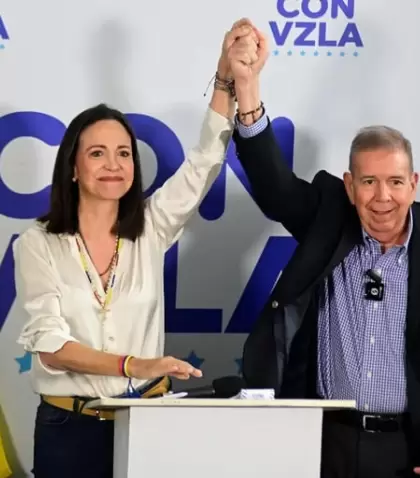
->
[0,16,9,41]
[0,235,18,335]
[0,112,65,218]
[0,111,296,336]
[270,0,363,48]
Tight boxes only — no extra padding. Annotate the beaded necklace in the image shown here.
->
[75,233,122,312]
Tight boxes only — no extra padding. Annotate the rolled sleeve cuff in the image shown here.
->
[18,331,78,375]
[30,331,78,354]
[18,329,78,353]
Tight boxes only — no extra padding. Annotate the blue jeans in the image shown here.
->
[33,399,114,478]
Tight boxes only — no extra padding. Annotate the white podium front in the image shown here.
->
[87,397,355,478]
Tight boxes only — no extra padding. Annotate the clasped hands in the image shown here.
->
[217,18,269,89]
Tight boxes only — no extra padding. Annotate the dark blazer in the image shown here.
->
[233,120,420,466]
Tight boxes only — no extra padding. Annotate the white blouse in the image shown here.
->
[14,107,233,398]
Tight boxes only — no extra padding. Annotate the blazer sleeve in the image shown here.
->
[233,119,321,242]
[145,107,233,250]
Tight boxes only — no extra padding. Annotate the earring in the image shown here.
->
[72,177,77,182]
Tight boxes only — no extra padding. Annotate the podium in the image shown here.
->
[87,397,355,478]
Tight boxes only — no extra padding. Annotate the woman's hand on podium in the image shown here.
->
[129,356,202,380]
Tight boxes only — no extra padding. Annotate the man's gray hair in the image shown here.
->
[349,125,413,172]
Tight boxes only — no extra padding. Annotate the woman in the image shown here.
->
[13,21,253,478]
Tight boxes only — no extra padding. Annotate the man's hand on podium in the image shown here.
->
[129,356,202,380]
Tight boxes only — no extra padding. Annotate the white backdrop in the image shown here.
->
[1,0,420,475]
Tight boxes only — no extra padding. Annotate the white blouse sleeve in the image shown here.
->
[14,228,79,359]
[146,106,233,250]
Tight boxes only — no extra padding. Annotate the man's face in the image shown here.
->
[343,148,418,245]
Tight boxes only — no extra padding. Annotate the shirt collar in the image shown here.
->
[362,207,413,250]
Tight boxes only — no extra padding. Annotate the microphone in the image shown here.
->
[366,269,382,283]
[175,376,245,398]
[365,269,384,301]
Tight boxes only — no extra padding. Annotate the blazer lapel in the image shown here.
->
[308,205,362,293]
[274,203,362,304]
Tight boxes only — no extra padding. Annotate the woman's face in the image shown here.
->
[73,119,134,201]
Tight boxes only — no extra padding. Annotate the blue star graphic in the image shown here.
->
[300,50,306,56]
[15,351,32,373]
[183,350,205,369]
[314,51,319,56]
[340,52,345,57]
[0,44,4,50]
[273,50,279,56]
[235,358,243,375]
[353,51,359,57]
[287,50,292,56]
[327,51,332,56]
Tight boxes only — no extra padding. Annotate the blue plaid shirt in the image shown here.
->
[237,114,411,413]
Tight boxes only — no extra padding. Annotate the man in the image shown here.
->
[227,20,420,478]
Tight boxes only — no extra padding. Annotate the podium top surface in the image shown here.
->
[86,397,356,410]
